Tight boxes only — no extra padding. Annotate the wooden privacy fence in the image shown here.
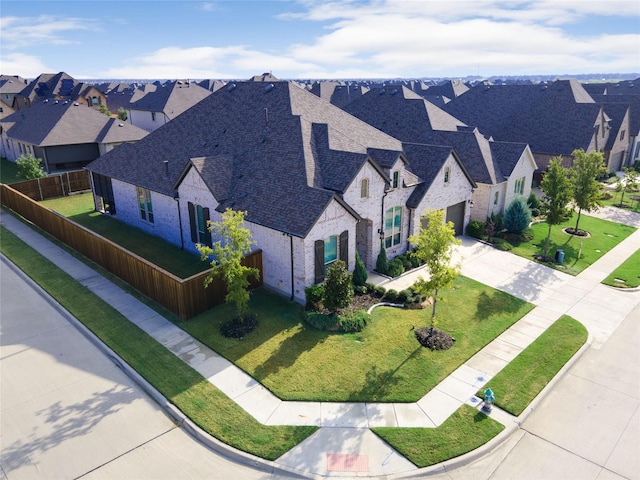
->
[1,184,263,320]
[10,170,91,201]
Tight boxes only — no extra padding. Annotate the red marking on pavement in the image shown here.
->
[327,453,369,472]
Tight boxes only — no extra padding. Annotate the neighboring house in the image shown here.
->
[443,79,612,176]
[86,80,475,303]
[308,81,370,108]
[342,86,536,222]
[11,72,108,111]
[0,100,148,171]
[96,82,138,113]
[126,80,211,132]
[0,75,28,118]
[591,93,640,167]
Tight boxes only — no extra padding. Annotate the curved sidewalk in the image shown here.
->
[1,206,639,478]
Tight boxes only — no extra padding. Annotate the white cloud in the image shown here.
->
[100,45,319,79]
[0,15,96,49]
[0,53,52,77]
[280,0,640,77]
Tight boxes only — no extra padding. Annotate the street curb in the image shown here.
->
[0,255,311,480]
[387,321,594,479]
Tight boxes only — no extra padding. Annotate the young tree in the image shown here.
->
[117,107,128,121]
[197,208,259,320]
[352,251,368,286]
[408,209,461,324]
[503,197,532,234]
[540,157,573,258]
[617,166,640,207]
[570,149,607,233]
[16,153,46,179]
[323,260,354,313]
[375,241,388,275]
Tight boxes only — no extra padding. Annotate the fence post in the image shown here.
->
[66,172,71,195]
[37,177,43,201]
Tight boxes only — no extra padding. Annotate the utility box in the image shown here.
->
[555,249,565,264]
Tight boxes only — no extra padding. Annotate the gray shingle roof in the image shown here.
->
[342,86,466,143]
[128,81,211,119]
[87,81,403,238]
[443,79,602,156]
[1,100,148,146]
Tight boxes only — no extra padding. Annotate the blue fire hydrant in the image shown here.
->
[482,388,495,413]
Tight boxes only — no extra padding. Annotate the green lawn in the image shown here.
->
[507,213,636,275]
[602,248,640,288]
[1,157,22,184]
[600,186,640,213]
[0,224,316,460]
[181,276,534,402]
[477,315,587,416]
[40,193,208,278]
[373,405,504,467]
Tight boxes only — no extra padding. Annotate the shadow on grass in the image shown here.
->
[253,325,329,380]
[347,345,423,401]
[474,290,524,321]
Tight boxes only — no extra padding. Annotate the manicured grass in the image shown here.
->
[600,186,640,213]
[182,276,535,402]
[40,193,208,278]
[0,225,317,460]
[507,213,636,275]
[602,248,640,288]
[1,157,22,184]
[477,315,587,416]
[373,405,504,467]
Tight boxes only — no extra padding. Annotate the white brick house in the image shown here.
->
[86,80,476,304]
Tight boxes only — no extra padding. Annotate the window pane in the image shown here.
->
[394,207,402,228]
[324,236,337,264]
[385,237,392,248]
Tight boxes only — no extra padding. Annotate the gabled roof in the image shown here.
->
[1,100,148,146]
[0,75,28,95]
[591,94,640,136]
[342,86,467,142]
[600,103,631,150]
[15,72,78,103]
[128,80,211,119]
[88,80,403,238]
[443,79,601,155]
[403,143,476,209]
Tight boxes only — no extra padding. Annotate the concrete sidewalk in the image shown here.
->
[1,206,639,479]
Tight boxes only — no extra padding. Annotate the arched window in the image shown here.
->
[444,167,450,183]
[91,96,99,106]
[360,178,369,198]
[384,206,402,248]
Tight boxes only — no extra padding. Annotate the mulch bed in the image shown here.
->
[220,314,259,339]
[414,326,455,350]
[563,227,591,238]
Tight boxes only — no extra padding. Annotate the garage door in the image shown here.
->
[446,201,465,236]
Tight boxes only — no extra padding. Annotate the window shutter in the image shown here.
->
[339,230,348,264]
[314,239,325,284]
[202,208,212,247]
[188,202,197,242]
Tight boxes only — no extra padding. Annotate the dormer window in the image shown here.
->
[360,178,369,198]
[392,171,399,189]
[444,167,450,183]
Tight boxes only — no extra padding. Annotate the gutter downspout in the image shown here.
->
[174,193,184,250]
[289,234,294,301]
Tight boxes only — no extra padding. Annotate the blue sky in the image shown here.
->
[1,0,639,80]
